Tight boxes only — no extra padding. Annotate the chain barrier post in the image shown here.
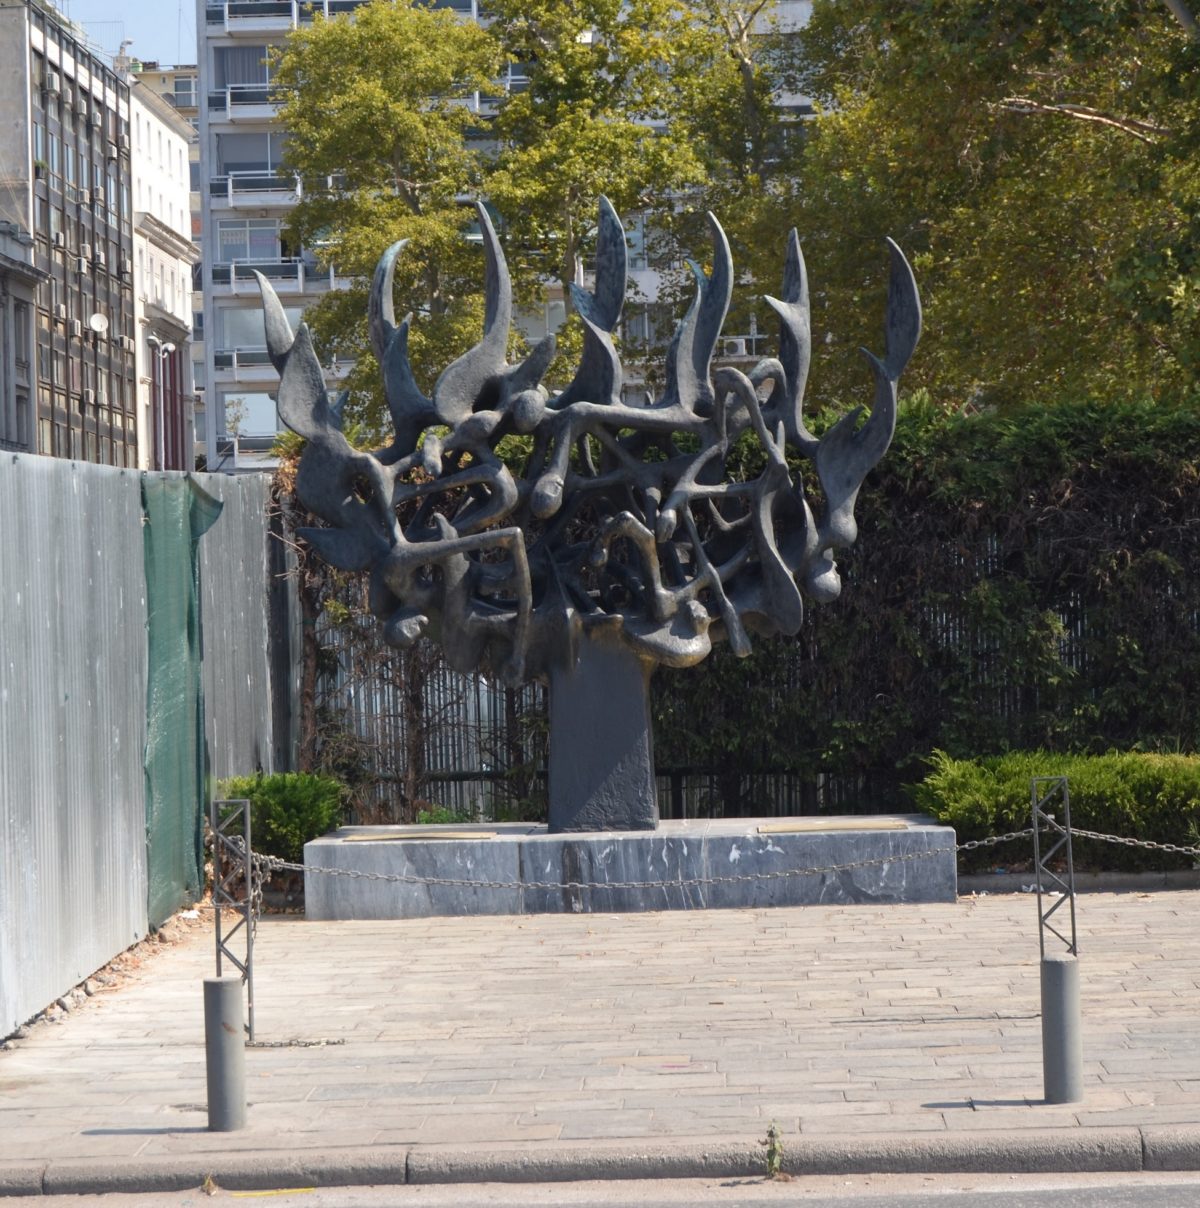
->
[1031,776,1082,1104]
[210,797,257,1042]
[203,976,246,1131]
[206,797,258,1129]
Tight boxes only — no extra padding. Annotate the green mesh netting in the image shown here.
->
[142,476,222,928]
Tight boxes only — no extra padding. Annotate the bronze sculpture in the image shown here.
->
[258,198,920,832]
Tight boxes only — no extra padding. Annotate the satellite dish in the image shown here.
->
[87,313,109,334]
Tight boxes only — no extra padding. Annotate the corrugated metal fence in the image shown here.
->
[0,455,284,1036]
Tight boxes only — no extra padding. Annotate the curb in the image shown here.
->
[958,870,1200,895]
[3,1126,1200,1196]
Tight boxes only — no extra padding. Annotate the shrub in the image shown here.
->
[910,750,1200,872]
[217,772,345,864]
[415,803,470,825]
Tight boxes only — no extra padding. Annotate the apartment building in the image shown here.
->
[0,0,201,468]
[196,0,384,470]
[0,0,139,464]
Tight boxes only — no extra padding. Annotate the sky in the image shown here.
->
[55,0,200,67]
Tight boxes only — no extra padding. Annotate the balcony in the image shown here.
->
[213,346,353,377]
[204,0,371,32]
[207,84,279,123]
[211,257,343,294]
[213,346,275,371]
[208,170,301,208]
[205,0,295,35]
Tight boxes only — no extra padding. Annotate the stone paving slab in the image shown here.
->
[0,891,1198,1192]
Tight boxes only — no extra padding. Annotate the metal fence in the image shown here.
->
[314,617,888,824]
[0,455,283,1037]
[0,455,150,1037]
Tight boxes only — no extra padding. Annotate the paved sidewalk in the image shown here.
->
[1,891,1199,1194]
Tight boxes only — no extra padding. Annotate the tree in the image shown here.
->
[271,0,777,421]
[270,1,501,431]
[791,0,1200,410]
[483,0,707,312]
[655,2,808,359]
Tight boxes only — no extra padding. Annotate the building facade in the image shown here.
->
[130,80,198,470]
[196,0,374,470]
[128,60,207,467]
[0,0,139,464]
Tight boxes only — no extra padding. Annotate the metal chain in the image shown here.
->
[1043,818,1200,859]
[957,827,1036,852]
[252,835,966,893]
[251,822,1199,894]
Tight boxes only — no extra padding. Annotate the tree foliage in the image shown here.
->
[793,0,1200,409]
[271,1,499,428]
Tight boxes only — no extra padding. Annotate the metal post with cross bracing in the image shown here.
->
[1031,775,1082,1103]
[209,797,256,1043]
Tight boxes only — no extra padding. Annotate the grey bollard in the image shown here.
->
[1041,953,1083,1104]
[204,977,246,1131]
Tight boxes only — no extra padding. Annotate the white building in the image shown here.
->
[130,79,199,470]
[196,0,369,471]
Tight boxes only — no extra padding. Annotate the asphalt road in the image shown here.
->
[4,1173,1200,1207]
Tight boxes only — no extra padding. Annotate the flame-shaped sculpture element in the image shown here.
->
[259,197,920,680]
[259,199,920,829]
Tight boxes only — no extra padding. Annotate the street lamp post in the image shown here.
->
[147,335,176,470]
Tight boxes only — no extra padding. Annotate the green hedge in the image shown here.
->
[910,751,1200,872]
[217,772,345,864]
[652,396,1200,814]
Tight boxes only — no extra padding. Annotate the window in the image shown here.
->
[174,75,198,108]
[213,46,271,88]
[218,304,302,347]
[223,390,276,436]
[215,132,287,174]
[217,217,280,262]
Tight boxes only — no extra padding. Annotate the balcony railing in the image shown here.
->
[205,0,371,29]
[207,84,278,120]
[208,172,343,205]
[208,170,300,203]
[211,257,340,292]
[213,346,274,370]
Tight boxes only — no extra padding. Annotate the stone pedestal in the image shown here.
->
[303,816,959,920]
[547,638,658,833]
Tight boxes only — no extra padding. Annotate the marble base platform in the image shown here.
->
[303,815,957,920]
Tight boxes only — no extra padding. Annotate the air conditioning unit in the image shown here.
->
[106,142,118,161]
[70,320,82,338]
[44,72,61,96]
[83,388,95,405]
[81,243,93,260]
[53,231,66,247]
[94,250,106,269]
[119,256,133,278]
[75,96,88,117]
[76,257,88,275]
[122,335,136,352]
[90,108,103,127]
[92,187,105,206]
[723,338,747,357]
[55,303,67,320]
